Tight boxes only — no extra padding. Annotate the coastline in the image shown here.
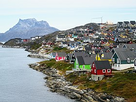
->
[28,62,125,102]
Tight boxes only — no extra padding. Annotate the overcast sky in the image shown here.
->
[0,0,136,33]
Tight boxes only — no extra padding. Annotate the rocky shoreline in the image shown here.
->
[29,63,125,102]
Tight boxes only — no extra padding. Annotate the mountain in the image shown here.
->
[0,18,59,42]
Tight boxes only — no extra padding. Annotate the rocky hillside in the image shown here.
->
[0,18,59,42]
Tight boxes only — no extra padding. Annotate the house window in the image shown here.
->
[127,58,130,63]
[102,69,106,73]
[112,58,115,63]
[94,69,96,73]
[93,64,95,67]
[117,58,120,64]
[107,69,111,73]
[76,65,79,69]
[83,65,85,69]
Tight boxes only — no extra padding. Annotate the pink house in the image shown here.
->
[55,52,67,61]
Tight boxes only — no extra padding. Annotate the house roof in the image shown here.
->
[124,21,129,24]
[123,44,136,50]
[51,52,56,56]
[101,52,112,59]
[58,34,65,38]
[74,52,88,58]
[118,22,123,25]
[114,48,136,60]
[77,56,85,65]
[94,61,111,69]
[77,55,95,65]
[83,55,95,65]
[130,21,136,25]
[57,52,67,57]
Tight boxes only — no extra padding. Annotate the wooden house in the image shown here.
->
[129,21,136,31]
[111,48,136,70]
[91,61,112,81]
[55,52,67,61]
[74,55,95,71]
[117,22,124,31]
[56,34,66,42]
[134,58,136,70]
[123,21,130,30]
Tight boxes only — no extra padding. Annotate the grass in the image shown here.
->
[39,59,73,75]
[52,46,72,53]
[65,72,136,102]
[39,59,136,101]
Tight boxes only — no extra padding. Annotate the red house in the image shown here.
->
[91,61,112,81]
[55,52,67,61]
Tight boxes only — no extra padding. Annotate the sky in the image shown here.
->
[0,0,136,33]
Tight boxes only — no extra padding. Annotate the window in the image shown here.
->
[102,69,106,73]
[112,58,115,63]
[134,59,136,66]
[93,64,95,67]
[117,58,120,64]
[83,65,85,69]
[107,69,111,73]
[94,69,96,73]
[127,58,130,63]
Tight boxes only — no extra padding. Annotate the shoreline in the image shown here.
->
[28,63,125,102]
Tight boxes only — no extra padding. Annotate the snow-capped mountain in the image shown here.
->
[0,18,59,42]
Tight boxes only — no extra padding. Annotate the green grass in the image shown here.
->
[65,72,136,102]
[39,59,136,101]
[52,47,72,53]
[39,59,73,74]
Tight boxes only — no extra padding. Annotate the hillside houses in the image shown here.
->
[26,22,136,81]
[117,21,136,31]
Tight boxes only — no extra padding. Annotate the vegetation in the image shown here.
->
[65,71,136,102]
[38,59,136,101]
[29,42,42,50]
[39,59,73,75]
[53,46,71,53]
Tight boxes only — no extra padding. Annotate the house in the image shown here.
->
[72,34,78,38]
[46,41,54,47]
[123,21,130,30]
[122,44,136,52]
[117,22,124,31]
[85,44,92,54]
[68,37,74,41]
[56,34,66,42]
[67,41,80,50]
[134,58,136,70]
[130,21,136,31]
[59,42,68,48]
[55,52,67,61]
[114,37,129,44]
[91,61,112,81]
[50,52,56,59]
[22,39,30,43]
[111,48,136,70]
[96,52,113,62]
[68,51,88,63]
[74,55,95,71]
[83,37,91,43]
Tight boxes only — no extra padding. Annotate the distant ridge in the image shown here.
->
[0,18,59,42]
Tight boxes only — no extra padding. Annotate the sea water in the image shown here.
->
[0,46,75,102]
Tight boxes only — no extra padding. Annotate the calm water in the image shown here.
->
[0,46,74,102]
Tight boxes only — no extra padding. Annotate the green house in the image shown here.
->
[111,48,136,70]
[74,55,95,71]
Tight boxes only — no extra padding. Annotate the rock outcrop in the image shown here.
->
[29,63,125,102]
